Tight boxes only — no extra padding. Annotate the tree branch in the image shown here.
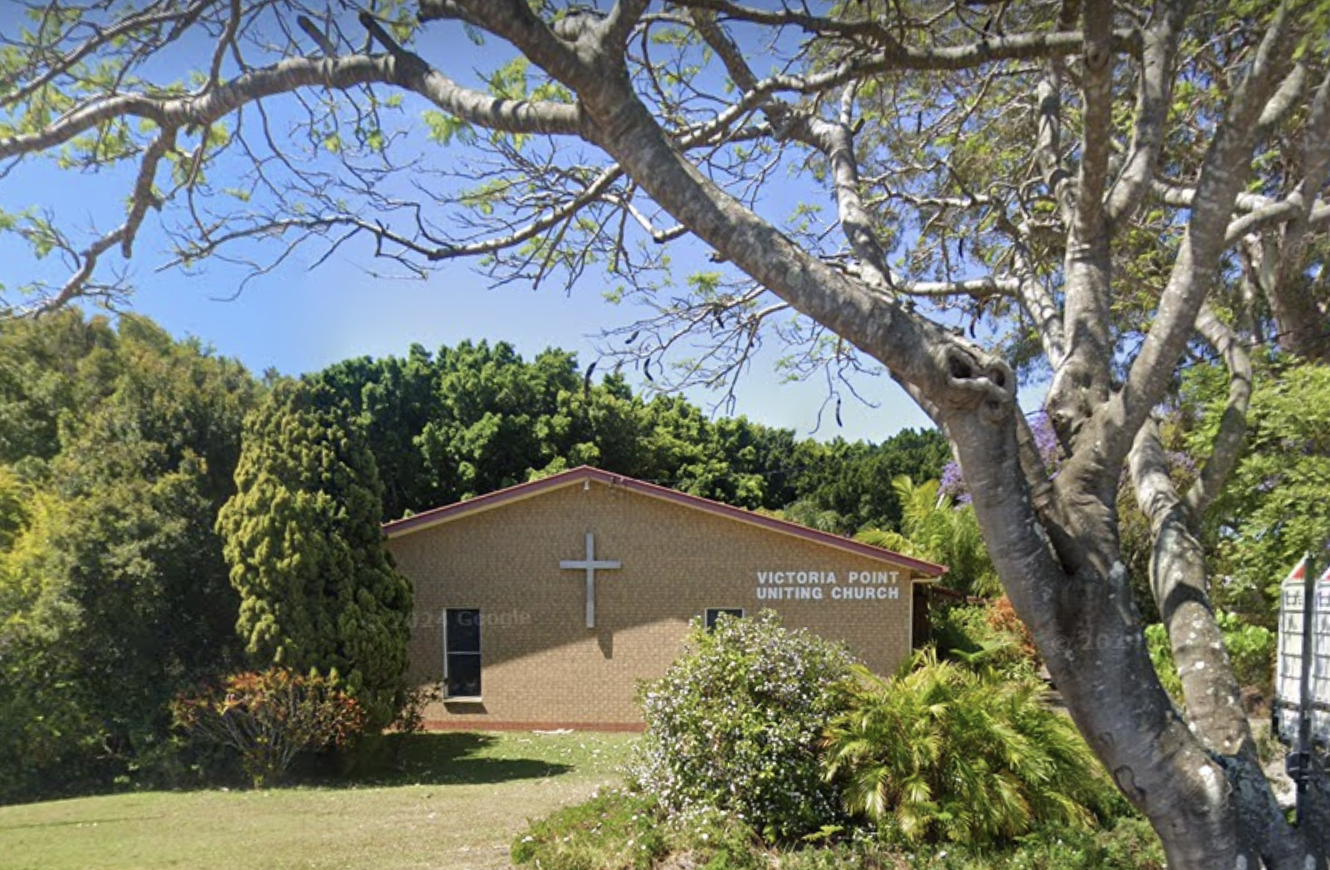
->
[0,0,215,111]
[1106,1,1299,471]
[20,223,129,317]
[898,276,1022,298]
[600,0,651,49]
[1047,0,1116,458]
[1106,0,1191,225]
[120,125,175,258]
[1261,61,1330,360]
[1075,0,1114,234]
[669,0,1140,70]
[687,10,893,290]
[1152,177,1291,214]
[1257,59,1312,132]
[1184,306,1251,517]
[0,45,583,165]
[419,0,586,89]
[1128,419,1284,867]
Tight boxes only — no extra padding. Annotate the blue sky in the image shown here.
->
[0,5,936,444]
[139,243,933,442]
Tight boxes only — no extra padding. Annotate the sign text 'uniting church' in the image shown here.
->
[754,569,902,601]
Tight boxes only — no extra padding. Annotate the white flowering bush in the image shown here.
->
[628,610,857,842]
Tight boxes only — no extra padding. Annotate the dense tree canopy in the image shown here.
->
[2,2,1329,864]
[1188,357,1330,624]
[316,338,948,529]
[0,312,259,800]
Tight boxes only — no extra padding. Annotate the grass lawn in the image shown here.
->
[0,731,637,870]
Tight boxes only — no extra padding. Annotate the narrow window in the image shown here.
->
[444,609,481,699]
[705,607,745,630]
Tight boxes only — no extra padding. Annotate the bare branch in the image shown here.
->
[1106,0,1191,225]
[121,125,175,258]
[18,223,129,317]
[0,0,215,110]
[204,0,243,91]
[419,0,587,89]
[600,0,652,49]
[297,14,337,59]
[0,46,582,165]
[1107,1,1299,468]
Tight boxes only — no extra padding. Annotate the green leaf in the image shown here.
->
[422,110,475,146]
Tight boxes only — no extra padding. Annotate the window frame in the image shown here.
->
[704,607,746,630]
[443,607,483,700]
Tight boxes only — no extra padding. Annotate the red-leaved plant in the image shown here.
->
[171,668,365,787]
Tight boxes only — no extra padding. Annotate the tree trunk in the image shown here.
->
[948,399,1330,869]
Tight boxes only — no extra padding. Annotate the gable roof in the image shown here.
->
[383,465,947,579]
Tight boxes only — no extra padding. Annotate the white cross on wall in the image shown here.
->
[559,532,621,629]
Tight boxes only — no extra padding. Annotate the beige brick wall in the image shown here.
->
[387,478,923,727]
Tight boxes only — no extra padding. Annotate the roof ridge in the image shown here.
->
[382,464,947,577]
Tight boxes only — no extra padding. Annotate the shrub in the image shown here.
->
[932,599,1040,679]
[390,684,441,735]
[823,649,1117,848]
[1146,610,1275,709]
[1215,610,1275,693]
[171,668,366,786]
[515,792,1163,870]
[917,817,1164,870]
[628,611,857,842]
[511,790,668,870]
[1144,623,1184,705]
[983,596,1038,663]
[512,789,766,870]
[925,603,1037,686]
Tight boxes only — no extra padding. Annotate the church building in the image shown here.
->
[384,466,946,729]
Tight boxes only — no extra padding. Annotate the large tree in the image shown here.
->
[2,1,1329,865]
[0,312,259,799]
[217,379,412,731]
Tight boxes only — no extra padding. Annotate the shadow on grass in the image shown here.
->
[0,814,167,832]
[328,732,575,788]
[0,732,582,806]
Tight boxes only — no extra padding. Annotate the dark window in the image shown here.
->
[705,608,745,630]
[444,609,482,698]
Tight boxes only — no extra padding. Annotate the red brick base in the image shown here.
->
[421,719,645,733]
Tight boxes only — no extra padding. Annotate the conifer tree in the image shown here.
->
[217,380,412,731]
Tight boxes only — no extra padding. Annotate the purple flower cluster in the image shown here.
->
[939,461,971,503]
[1030,410,1061,469]
[939,411,1062,504]
[1167,450,1199,477]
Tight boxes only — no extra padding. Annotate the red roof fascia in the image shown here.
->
[382,465,948,578]
[382,465,597,536]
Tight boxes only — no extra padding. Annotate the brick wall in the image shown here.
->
[387,477,923,727]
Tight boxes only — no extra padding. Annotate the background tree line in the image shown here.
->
[5,308,1325,827]
[315,338,951,531]
[0,307,947,803]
